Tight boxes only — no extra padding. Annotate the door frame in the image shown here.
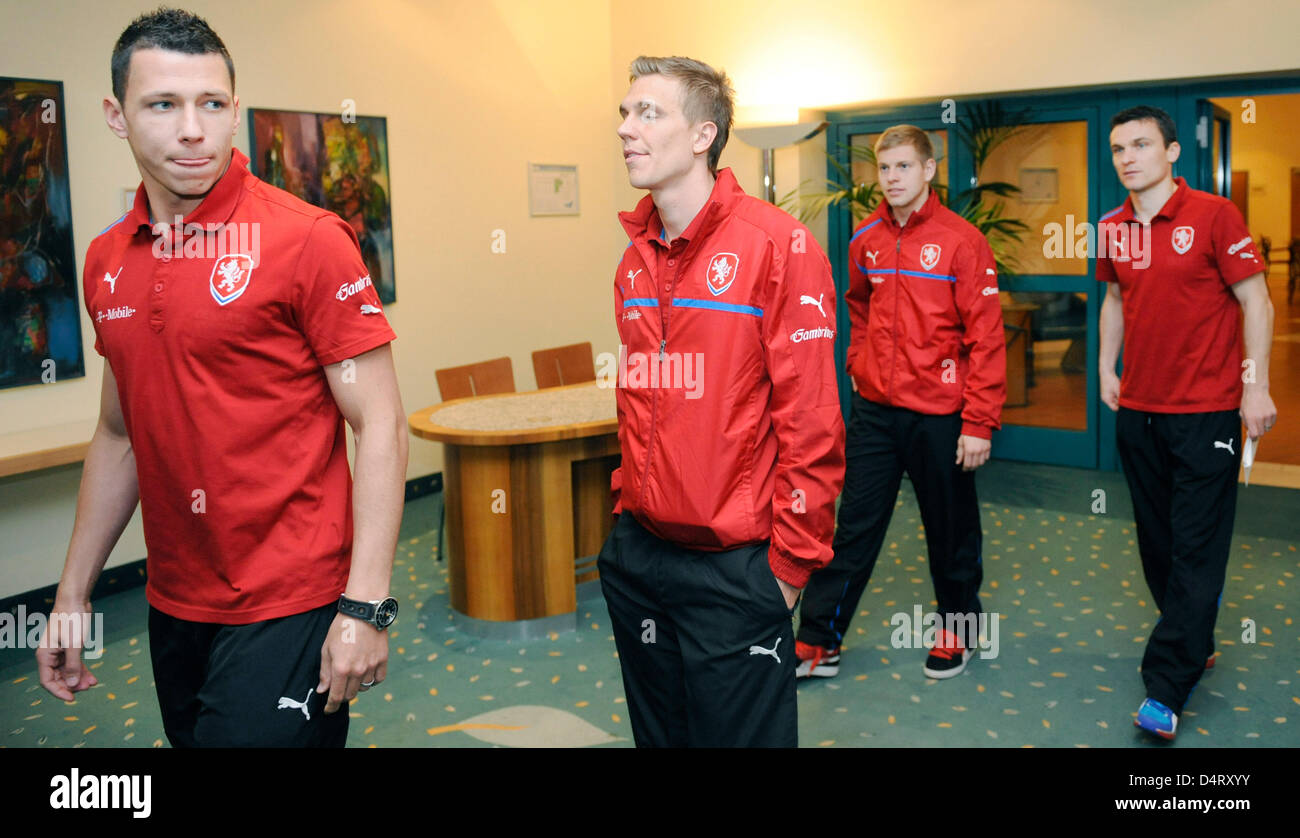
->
[824,72,1300,470]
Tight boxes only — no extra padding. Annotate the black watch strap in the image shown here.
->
[337,595,376,622]
[336,595,398,628]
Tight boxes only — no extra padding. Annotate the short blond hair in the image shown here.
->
[874,124,934,162]
[630,55,735,175]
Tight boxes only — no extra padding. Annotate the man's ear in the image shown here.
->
[103,96,129,139]
[923,157,937,183]
[693,121,717,158]
[232,93,241,136]
[1165,140,1181,165]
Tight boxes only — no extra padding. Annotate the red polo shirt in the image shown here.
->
[1096,177,1262,413]
[82,149,396,624]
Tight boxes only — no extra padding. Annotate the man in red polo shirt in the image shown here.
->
[600,55,844,747]
[794,125,1005,682]
[35,9,408,747]
[1098,105,1276,741]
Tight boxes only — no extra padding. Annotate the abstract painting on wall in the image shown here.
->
[0,77,84,390]
[249,108,396,304]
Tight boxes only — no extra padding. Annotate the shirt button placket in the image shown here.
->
[150,257,168,332]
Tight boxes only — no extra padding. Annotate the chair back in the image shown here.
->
[531,342,596,389]
[435,357,516,401]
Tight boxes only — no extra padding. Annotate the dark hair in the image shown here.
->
[1110,105,1177,147]
[111,7,234,103]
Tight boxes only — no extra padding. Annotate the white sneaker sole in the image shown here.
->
[795,657,841,679]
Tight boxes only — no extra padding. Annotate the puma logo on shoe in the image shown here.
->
[1214,439,1235,455]
[277,688,313,721]
[748,637,782,663]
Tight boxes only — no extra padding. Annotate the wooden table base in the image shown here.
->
[444,434,620,622]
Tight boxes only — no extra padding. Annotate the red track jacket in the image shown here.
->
[610,169,845,588]
[846,190,1006,438]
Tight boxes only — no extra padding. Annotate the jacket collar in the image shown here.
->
[872,185,942,232]
[619,167,746,246]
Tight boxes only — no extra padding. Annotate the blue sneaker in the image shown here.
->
[1134,698,1178,741]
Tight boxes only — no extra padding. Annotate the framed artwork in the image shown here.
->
[1019,167,1060,203]
[528,163,579,216]
[248,107,396,304]
[0,77,84,390]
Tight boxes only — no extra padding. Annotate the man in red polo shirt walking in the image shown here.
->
[1098,105,1276,741]
[35,9,408,747]
[600,55,844,747]
[794,125,1005,682]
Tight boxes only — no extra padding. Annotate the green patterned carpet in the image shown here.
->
[3,463,1296,748]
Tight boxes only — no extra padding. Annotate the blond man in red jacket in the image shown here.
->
[599,55,844,747]
[795,125,1006,681]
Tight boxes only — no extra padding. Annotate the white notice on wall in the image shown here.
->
[528,164,579,216]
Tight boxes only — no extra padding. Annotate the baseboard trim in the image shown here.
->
[0,558,147,620]
[2,472,445,617]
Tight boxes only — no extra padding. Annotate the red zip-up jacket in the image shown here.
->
[846,189,1006,438]
[609,169,845,588]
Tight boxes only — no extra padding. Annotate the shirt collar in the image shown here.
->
[132,148,250,234]
[1109,176,1188,224]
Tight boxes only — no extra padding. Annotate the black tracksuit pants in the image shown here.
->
[597,512,798,748]
[797,394,984,651]
[1116,407,1240,715]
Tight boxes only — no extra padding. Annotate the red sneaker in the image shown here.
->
[923,629,973,679]
[794,641,840,679]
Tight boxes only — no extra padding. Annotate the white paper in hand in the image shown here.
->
[1242,435,1258,486]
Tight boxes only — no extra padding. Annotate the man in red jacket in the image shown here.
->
[599,55,844,747]
[795,125,1006,681]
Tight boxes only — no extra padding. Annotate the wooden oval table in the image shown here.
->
[408,382,620,637]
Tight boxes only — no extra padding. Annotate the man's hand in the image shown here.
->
[1100,371,1121,412]
[317,613,388,714]
[36,601,100,701]
[955,434,992,471]
[776,578,801,610]
[1241,386,1277,440]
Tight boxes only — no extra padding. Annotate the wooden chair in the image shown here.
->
[531,342,596,389]
[435,357,515,401]
[431,357,515,562]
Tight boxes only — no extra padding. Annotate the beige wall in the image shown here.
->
[3,0,1300,597]
[1213,95,1300,251]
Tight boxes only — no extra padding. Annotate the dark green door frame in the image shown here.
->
[824,72,1300,471]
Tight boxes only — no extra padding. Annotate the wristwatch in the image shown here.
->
[337,594,399,630]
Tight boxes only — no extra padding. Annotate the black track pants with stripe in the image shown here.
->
[796,394,984,651]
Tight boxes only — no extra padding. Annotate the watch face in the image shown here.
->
[375,598,398,628]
